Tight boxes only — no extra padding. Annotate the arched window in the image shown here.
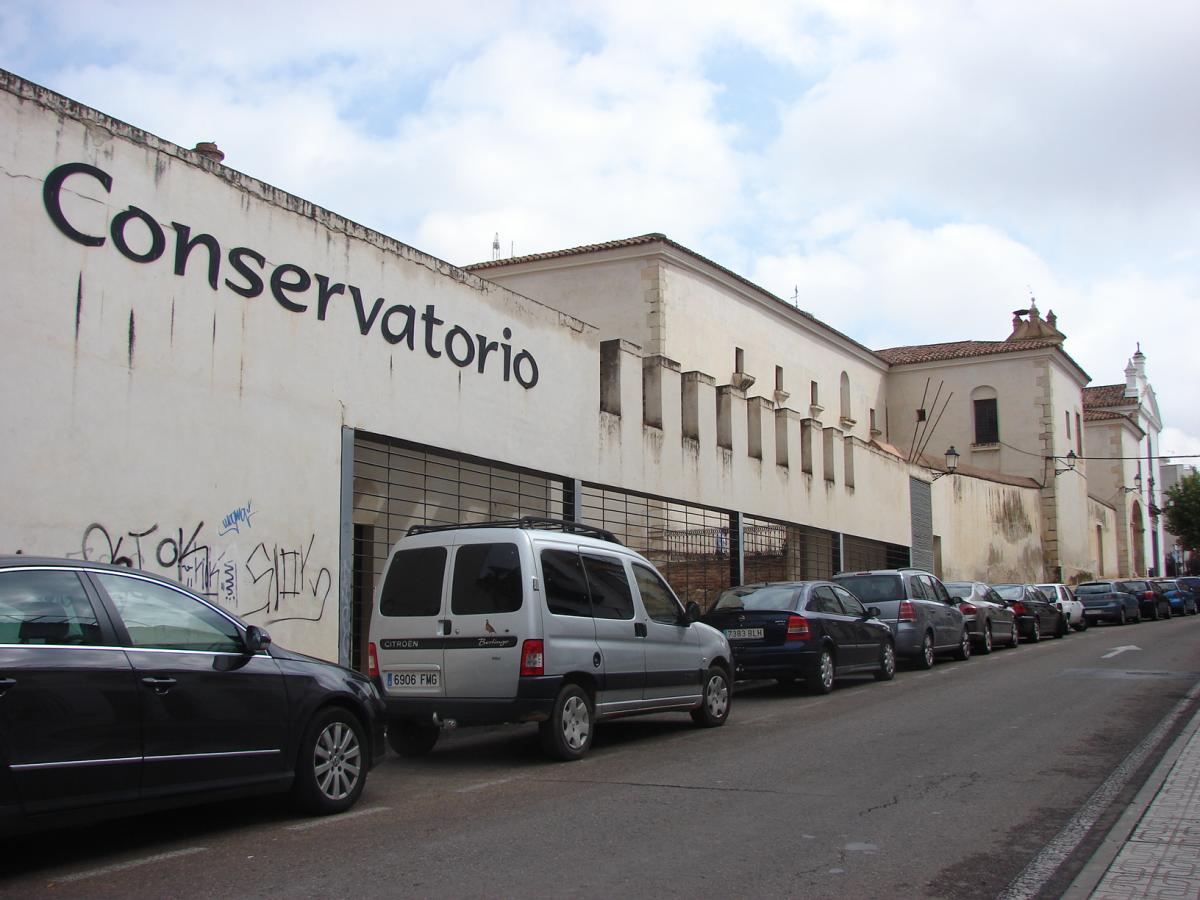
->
[839,372,852,422]
[971,385,999,444]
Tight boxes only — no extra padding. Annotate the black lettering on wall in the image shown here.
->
[43,162,111,247]
[422,305,444,358]
[501,326,513,382]
[476,335,498,374]
[314,275,345,321]
[270,263,311,312]
[513,350,539,388]
[172,223,221,290]
[380,304,416,346]
[225,247,266,298]
[111,206,166,263]
[350,286,386,335]
[445,325,475,367]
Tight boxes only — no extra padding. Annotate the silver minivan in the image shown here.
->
[367,519,733,761]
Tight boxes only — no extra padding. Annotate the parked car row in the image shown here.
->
[7,523,1199,839]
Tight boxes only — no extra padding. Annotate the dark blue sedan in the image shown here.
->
[701,581,895,694]
[1152,579,1199,616]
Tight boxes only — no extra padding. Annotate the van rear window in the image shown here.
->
[380,547,446,617]
[452,543,523,615]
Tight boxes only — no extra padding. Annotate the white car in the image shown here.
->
[1037,583,1087,631]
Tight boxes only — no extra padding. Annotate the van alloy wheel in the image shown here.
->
[540,684,593,761]
[916,632,936,670]
[692,666,731,726]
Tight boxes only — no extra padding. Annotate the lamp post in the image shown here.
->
[931,446,959,481]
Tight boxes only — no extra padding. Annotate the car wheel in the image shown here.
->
[1008,621,1019,647]
[692,666,732,726]
[979,623,993,655]
[1118,607,1127,625]
[1028,618,1041,643]
[915,631,936,669]
[874,640,896,681]
[1148,604,1159,621]
[540,683,594,761]
[387,718,439,757]
[807,648,836,694]
[292,707,368,816]
[1054,614,1068,639]
[954,629,971,661]
[1076,614,1088,632]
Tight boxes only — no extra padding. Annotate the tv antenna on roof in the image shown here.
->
[791,285,799,307]
[492,232,500,261]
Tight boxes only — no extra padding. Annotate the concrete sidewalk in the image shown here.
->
[1066,704,1200,898]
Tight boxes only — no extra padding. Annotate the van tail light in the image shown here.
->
[786,615,811,641]
[367,642,380,678]
[520,639,545,677]
[898,600,916,622]
[959,602,977,615]
[1010,602,1026,616]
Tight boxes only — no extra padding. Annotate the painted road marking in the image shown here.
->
[285,805,391,831]
[455,777,518,793]
[52,847,208,884]
[1103,645,1141,659]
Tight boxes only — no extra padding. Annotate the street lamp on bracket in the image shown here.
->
[931,446,960,481]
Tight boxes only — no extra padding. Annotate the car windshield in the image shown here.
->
[1075,583,1113,595]
[712,585,798,611]
[945,582,973,598]
[833,574,903,603]
[992,585,1024,600]
[1035,585,1058,596]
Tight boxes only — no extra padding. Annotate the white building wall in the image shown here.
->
[931,476,1045,583]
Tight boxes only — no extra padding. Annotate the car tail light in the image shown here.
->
[520,639,545,676]
[898,600,916,622]
[786,615,811,641]
[1010,602,1026,616]
[959,602,977,615]
[367,642,379,678]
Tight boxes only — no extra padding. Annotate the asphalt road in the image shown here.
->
[4,616,1200,900]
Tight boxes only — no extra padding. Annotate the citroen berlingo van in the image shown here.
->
[367,518,733,761]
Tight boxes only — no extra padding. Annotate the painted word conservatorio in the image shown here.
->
[42,162,539,389]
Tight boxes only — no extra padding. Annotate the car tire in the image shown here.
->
[1007,621,1019,647]
[954,629,971,661]
[978,623,993,655]
[692,666,732,726]
[1075,615,1088,632]
[1028,619,1041,643]
[387,718,439,757]
[807,648,836,694]
[540,681,595,763]
[540,683,594,761]
[874,640,896,681]
[291,707,368,816]
[1118,607,1127,625]
[915,631,936,669]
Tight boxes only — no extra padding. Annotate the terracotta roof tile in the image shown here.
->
[876,339,1064,365]
[1083,384,1132,408]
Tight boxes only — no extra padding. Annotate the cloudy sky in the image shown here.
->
[4,0,1198,458]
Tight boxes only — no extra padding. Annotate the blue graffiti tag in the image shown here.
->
[219,501,256,537]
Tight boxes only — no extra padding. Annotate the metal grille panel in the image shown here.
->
[742,515,840,585]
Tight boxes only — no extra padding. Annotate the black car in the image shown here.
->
[0,557,385,836]
[991,584,1068,641]
[1121,578,1172,620]
[702,581,896,694]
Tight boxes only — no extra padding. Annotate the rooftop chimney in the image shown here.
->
[192,142,225,163]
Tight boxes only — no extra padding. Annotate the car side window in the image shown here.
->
[909,576,929,600]
[927,578,952,604]
[451,543,523,615]
[632,564,683,625]
[96,573,241,652]
[0,569,103,646]
[833,586,867,617]
[380,546,446,617]
[582,554,634,621]
[808,586,840,614]
[541,549,591,618]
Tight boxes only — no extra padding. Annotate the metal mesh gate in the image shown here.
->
[841,532,911,573]
[742,515,840,586]
[578,485,732,613]
[349,431,566,671]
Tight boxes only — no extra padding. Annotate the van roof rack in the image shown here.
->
[406,517,622,544]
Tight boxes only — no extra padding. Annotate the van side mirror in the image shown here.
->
[684,601,701,623]
[243,625,271,654]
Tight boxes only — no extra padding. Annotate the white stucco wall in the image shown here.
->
[932,475,1045,583]
[0,74,599,659]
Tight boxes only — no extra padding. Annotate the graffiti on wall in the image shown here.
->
[75,511,330,624]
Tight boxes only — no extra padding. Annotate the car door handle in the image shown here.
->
[634,623,647,637]
[141,676,178,694]
[0,677,15,697]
